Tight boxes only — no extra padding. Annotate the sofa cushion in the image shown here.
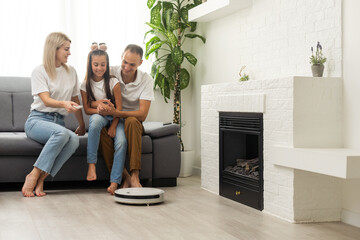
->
[13,92,32,131]
[0,132,152,156]
[0,92,13,131]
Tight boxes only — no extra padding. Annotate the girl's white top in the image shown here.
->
[80,77,118,101]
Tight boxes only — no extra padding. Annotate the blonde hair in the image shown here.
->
[43,32,71,80]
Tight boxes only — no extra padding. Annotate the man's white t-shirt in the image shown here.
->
[110,66,154,111]
[30,65,79,116]
[80,77,119,101]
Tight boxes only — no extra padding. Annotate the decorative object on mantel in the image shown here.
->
[144,0,206,151]
[310,41,327,77]
[239,65,249,81]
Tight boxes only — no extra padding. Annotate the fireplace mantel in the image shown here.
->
[272,147,360,179]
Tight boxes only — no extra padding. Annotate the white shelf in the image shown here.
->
[271,146,360,179]
[189,0,252,22]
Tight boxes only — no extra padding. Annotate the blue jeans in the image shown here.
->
[87,114,127,184]
[24,110,80,177]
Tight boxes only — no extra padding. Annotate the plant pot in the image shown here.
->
[311,64,325,77]
[179,150,195,177]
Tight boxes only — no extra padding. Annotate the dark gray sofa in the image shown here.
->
[0,76,181,186]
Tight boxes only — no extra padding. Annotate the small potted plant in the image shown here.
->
[310,41,327,77]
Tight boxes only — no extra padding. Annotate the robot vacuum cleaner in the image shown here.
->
[114,188,164,205]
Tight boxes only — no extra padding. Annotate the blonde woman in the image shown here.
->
[22,32,85,197]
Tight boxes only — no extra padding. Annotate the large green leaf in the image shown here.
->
[150,62,157,78]
[145,36,160,54]
[171,47,184,65]
[189,22,197,32]
[185,33,206,43]
[169,12,179,32]
[153,65,161,89]
[147,0,156,9]
[146,22,164,32]
[145,41,164,59]
[163,78,171,100]
[194,0,202,6]
[167,76,175,91]
[143,29,155,42]
[179,7,189,23]
[166,31,178,47]
[165,55,176,77]
[179,68,190,90]
[162,2,173,30]
[150,2,162,26]
[184,53,197,66]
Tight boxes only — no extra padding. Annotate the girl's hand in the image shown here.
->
[75,125,86,136]
[107,125,116,138]
[97,104,115,116]
[64,101,79,113]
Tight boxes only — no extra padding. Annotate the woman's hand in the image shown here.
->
[75,124,86,136]
[107,125,116,138]
[63,101,80,113]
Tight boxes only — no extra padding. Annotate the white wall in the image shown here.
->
[192,0,342,172]
[342,0,360,226]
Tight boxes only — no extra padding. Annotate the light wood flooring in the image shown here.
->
[1,176,360,240]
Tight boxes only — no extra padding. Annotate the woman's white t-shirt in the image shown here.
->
[30,65,79,116]
[80,77,119,101]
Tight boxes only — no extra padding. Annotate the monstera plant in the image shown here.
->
[144,0,205,151]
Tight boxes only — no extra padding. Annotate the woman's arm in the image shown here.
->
[38,92,79,113]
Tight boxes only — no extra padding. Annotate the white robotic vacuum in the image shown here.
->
[114,188,165,205]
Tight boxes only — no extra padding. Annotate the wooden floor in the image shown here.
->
[1,176,360,240]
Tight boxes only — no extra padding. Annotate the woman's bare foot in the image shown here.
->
[22,168,41,197]
[35,172,49,197]
[107,182,118,195]
[87,163,97,181]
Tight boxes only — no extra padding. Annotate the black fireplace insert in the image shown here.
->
[219,112,263,210]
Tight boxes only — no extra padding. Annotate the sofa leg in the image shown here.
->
[151,178,177,187]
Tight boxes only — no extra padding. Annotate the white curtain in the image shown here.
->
[0,0,151,80]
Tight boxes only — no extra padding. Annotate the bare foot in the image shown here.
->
[120,175,131,189]
[22,169,41,197]
[120,169,131,188]
[107,182,118,195]
[35,172,49,197]
[130,174,142,188]
[87,163,97,181]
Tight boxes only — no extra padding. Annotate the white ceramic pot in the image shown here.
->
[179,150,195,177]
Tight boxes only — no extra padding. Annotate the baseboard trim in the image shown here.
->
[341,209,360,228]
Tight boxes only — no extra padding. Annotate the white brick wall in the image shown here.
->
[201,77,295,220]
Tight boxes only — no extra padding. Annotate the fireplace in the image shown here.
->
[219,112,263,210]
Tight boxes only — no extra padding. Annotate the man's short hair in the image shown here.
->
[124,44,143,59]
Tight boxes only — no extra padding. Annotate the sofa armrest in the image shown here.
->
[143,122,180,138]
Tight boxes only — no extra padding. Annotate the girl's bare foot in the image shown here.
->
[120,173,131,189]
[35,172,49,197]
[107,182,118,195]
[22,168,41,197]
[87,163,97,181]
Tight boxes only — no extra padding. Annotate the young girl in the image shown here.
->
[22,32,85,197]
[80,47,126,195]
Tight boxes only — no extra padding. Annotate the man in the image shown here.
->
[98,44,154,188]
